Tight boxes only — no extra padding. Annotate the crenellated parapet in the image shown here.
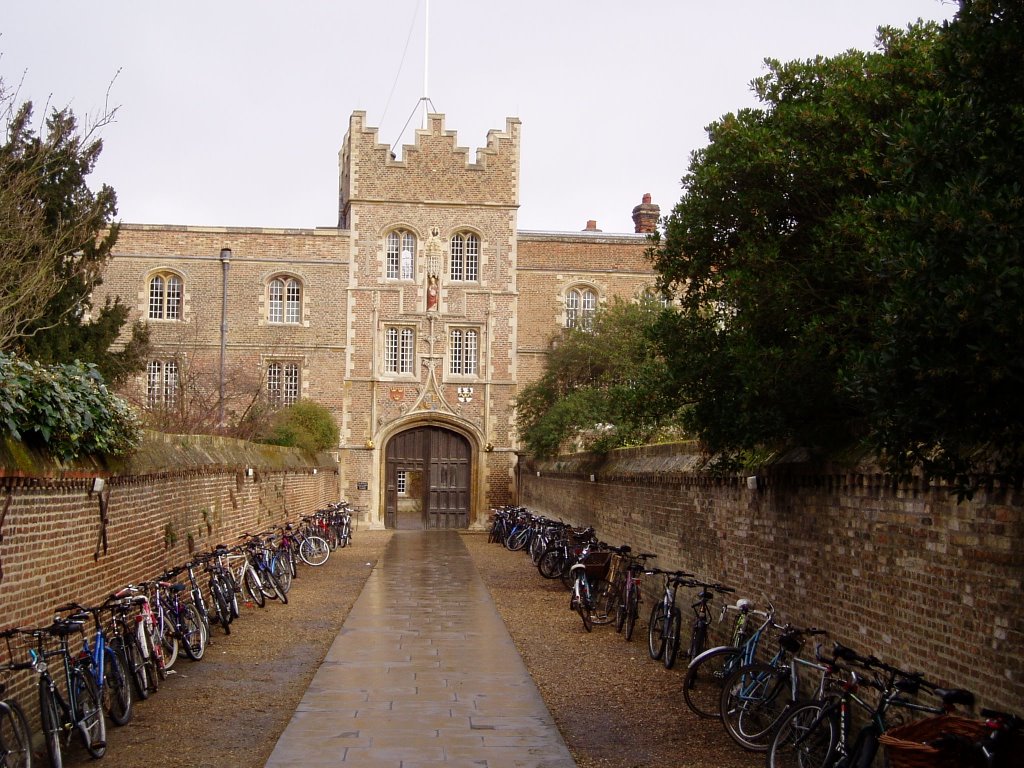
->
[339,111,520,226]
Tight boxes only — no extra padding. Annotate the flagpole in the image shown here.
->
[422,0,429,129]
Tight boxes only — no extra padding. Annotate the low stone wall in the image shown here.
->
[517,443,1023,714]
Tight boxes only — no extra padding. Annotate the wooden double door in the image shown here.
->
[384,427,471,529]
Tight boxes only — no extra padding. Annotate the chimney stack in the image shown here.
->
[632,193,660,234]
[583,219,601,232]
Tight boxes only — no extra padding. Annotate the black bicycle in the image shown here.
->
[24,618,107,767]
[647,569,694,669]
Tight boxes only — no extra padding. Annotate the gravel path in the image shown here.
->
[59,530,757,768]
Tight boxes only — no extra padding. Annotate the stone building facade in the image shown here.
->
[94,112,661,529]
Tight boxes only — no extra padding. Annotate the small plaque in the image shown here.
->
[356,481,368,491]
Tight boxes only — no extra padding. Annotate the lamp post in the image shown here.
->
[219,248,232,430]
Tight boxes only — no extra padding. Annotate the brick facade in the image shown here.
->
[92,112,659,529]
[518,444,1024,715]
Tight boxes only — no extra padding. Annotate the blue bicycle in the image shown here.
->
[56,602,133,727]
[682,600,775,718]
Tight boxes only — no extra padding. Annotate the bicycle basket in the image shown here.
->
[879,715,988,768]
[581,551,612,582]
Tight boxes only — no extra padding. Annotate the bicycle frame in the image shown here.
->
[688,604,771,674]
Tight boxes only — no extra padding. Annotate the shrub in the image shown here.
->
[0,352,140,461]
[260,400,339,453]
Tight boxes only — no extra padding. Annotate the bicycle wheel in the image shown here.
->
[721,662,791,751]
[537,548,565,580]
[624,587,640,641]
[664,607,682,669]
[220,572,240,618]
[38,677,64,768]
[298,536,330,566]
[120,633,150,701]
[103,645,134,726]
[573,579,593,632]
[72,667,106,758]
[210,580,232,635]
[687,618,709,661]
[682,646,741,719]
[180,606,206,661]
[262,568,289,604]
[156,617,179,671]
[505,526,530,552]
[615,583,628,633]
[648,603,667,660]
[139,624,162,691]
[591,578,616,625]
[272,555,292,594]
[243,565,266,608]
[0,698,32,768]
[767,701,836,768]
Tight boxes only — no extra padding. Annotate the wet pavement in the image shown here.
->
[264,530,577,768]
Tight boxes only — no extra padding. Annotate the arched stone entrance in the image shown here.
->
[384,426,471,529]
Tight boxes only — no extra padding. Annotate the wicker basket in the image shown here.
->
[581,550,612,582]
[879,715,989,768]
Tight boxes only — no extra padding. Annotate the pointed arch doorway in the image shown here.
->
[384,426,471,529]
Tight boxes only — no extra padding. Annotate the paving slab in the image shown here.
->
[264,530,577,768]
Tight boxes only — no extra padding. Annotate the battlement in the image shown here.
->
[339,111,521,226]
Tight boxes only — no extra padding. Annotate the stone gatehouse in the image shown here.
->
[93,112,662,529]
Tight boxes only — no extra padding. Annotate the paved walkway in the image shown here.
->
[264,530,577,768]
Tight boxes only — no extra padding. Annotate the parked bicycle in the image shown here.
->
[0,629,33,768]
[682,597,768,719]
[568,540,608,632]
[615,549,656,641]
[24,617,107,767]
[719,623,829,751]
[55,602,134,727]
[766,642,975,768]
[646,569,695,669]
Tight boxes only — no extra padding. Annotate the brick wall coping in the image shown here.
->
[523,442,1022,500]
[0,431,338,483]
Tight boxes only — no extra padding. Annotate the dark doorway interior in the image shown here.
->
[384,427,470,529]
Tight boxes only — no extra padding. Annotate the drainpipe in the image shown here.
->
[219,248,232,429]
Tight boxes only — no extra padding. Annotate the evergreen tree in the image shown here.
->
[1,86,148,384]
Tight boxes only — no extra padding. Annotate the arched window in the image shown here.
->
[386,230,416,280]
[146,359,178,409]
[565,286,597,330]
[148,272,183,320]
[268,276,302,323]
[449,232,479,282]
[449,328,479,376]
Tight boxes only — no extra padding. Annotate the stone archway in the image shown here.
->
[384,426,471,529]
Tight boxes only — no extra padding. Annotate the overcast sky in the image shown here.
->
[2,1,958,234]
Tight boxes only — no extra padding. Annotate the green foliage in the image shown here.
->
[0,352,141,461]
[650,2,1024,494]
[515,297,683,458]
[844,0,1024,491]
[1,81,149,380]
[260,400,340,453]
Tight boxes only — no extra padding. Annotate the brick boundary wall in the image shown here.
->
[517,443,1023,715]
[0,432,340,722]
